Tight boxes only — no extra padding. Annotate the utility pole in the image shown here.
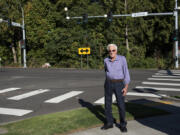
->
[0,6,27,68]
[22,7,27,68]
[175,0,179,69]
[125,0,129,52]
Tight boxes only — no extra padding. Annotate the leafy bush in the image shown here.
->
[27,49,46,67]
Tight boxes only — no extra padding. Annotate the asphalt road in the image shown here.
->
[0,68,179,124]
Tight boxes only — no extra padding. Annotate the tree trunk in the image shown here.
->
[12,44,17,64]
[125,0,130,52]
[125,25,129,51]
[18,41,22,66]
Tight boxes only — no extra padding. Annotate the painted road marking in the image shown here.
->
[155,73,180,76]
[45,91,83,103]
[94,94,116,104]
[143,101,172,107]
[0,88,21,94]
[148,78,180,81]
[126,92,166,98]
[135,86,180,92]
[142,82,180,86]
[8,89,50,100]
[159,100,172,105]
[94,92,167,104]
[152,75,180,78]
[158,70,180,73]
[0,107,33,116]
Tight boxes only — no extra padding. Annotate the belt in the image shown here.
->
[110,79,124,82]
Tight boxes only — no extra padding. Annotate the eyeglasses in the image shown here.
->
[109,50,116,53]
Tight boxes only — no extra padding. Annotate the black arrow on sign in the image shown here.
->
[80,49,84,53]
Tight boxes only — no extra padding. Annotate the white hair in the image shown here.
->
[107,44,118,51]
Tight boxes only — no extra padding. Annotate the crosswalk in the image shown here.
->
[0,107,33,116]
[8,89,50,100]
[0,88,21,94]
[135,70,180,97]
[0,70,180,117]
[0,88,85,117]
[44,91,84,103]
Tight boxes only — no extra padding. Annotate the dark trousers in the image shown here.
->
[104,80,127,127]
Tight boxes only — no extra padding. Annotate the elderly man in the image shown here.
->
[102,44,130,133]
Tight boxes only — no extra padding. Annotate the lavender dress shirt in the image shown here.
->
[104,55,130,85]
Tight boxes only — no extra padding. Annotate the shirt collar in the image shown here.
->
[108,55,120,62]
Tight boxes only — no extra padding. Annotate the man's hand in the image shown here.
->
[122,85,128,96]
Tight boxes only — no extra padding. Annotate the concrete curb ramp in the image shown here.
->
[69,114,180,135]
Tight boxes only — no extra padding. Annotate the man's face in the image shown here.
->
[109,46,117,59]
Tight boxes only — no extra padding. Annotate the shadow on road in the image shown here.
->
[128,99,180,135]
[78,99,106,124]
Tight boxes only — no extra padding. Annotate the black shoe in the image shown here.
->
[101,123,113,130]
[120,126,127,133]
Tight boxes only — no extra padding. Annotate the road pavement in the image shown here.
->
[0,68,180,124]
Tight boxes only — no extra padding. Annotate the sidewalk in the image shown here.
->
[69,99,180,135]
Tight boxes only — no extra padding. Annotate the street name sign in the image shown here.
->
[11,22,21,27]
[132,12,148,17]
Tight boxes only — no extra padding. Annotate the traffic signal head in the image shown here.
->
[172,30,179,41]
[107,11,113,22]
[8,19,11,27]
[83,13,88,23]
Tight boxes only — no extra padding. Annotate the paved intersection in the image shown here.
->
[0,68,180,124]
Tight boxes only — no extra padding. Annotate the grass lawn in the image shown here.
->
[0,102,170,135]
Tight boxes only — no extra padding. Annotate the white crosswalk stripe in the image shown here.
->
[0,88,21,94]
[155,73,180,76]
[94,94,116,104]
[45,91,84,103]
[148,78,180,81]
[126,92,166,98]
[0,107,33,116]
[8,89,50,100]
[142,81,180,86]
[152,75,180,78]
[158,70,180,73]
[135,86,180,92]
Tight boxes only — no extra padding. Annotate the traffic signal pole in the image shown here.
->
[22,7,27,68]
[175,0,179,68]
[0,7,27,68]
[65,1,179,69]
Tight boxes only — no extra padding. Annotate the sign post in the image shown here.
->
[0,57,2,72]
[78,48,91,69]
[0,57,1,68]
[81,54,82,69]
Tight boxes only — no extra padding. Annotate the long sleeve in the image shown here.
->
[122,56,130,84]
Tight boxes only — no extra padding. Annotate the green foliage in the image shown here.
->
[27,49,47,67]
[0,45,13,65]
[0,0,178,68]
